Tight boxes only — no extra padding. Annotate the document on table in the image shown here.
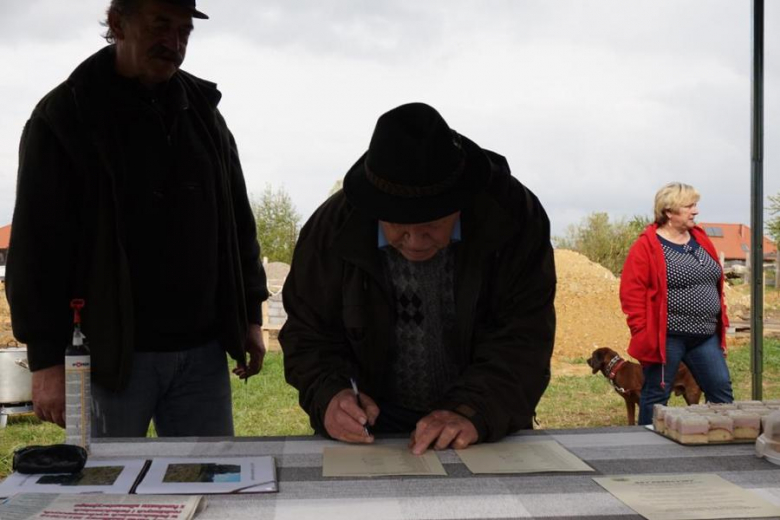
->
[594,473,780,520]
[455,440,593,474]
[323,445,447,477]
[0,493,205,520]
[0,459,147,499]
[133,456,277,494]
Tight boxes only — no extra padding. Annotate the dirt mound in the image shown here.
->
[264,262,290,294]
[723,284,750,320]
[553,249,631,363]
[723,283,780,321]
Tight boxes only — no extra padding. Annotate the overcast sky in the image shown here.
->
[0,0,777,238]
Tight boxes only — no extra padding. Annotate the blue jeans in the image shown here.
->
[91,341,234,437]
[638,334,733,425]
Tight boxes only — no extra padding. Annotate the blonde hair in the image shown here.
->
[654,182,700,225]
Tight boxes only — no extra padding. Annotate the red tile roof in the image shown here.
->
[0,225,9,250]
[698,222,777,262]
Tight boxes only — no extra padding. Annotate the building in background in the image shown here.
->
[699,222,777,267]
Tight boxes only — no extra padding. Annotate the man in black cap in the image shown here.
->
[6,0,267,437]
[280,103,556,453]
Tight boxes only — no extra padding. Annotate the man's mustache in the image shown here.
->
[148,45,183,66]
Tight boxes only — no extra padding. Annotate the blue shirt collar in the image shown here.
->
[378,217,462,248]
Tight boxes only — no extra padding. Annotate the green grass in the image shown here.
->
[2,340,780,479]
[230,350,313,436]
[536,337,780,429]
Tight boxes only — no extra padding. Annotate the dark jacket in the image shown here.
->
[279,155,556,442]
[620,224,728,365]
[5,46,267,391]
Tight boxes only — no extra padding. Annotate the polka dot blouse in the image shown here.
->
[658,235,722,337]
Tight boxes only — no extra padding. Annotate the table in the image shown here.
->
[88,426,780,520]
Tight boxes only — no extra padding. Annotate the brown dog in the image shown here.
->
[587,347,703,425]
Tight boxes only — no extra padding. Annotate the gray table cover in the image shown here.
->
[81,426,780,519]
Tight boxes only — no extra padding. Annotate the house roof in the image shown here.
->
[0,225,9,250]
[698,222,777,262]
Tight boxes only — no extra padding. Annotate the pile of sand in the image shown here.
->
[264,262,290,294]
[723,284,751,321]
[553,249,630,363]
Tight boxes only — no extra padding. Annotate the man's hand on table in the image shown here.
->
[324,388,379,443]
[32,365,66,428]
[408,410,478,455]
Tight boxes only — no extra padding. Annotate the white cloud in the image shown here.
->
[0,0,777,239]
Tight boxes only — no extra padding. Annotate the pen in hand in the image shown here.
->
[349,377,372,437]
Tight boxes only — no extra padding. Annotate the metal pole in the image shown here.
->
[750,0,764,400]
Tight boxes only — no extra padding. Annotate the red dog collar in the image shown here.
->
[604,354,629,394]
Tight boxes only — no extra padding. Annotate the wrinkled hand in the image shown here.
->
[233,323,265,380]
[32,365,66,428]
[324,388,380,443]
[408,410,478,455]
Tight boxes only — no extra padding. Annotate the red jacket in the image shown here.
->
[619,224,728,365]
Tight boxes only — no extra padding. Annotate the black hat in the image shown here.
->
[343,103,491,224]
[162,0,209,19]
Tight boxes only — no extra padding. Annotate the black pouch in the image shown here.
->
[12,444,88,474]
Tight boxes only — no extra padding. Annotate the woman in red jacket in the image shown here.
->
[620,182,733,425]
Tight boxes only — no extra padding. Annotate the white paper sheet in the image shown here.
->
[594,473,780,520]
[133,456,277,494]
[455,440,594,474]
[323,445,447,477]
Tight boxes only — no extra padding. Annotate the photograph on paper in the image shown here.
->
[0,460,147,498]
[134,457,276,494]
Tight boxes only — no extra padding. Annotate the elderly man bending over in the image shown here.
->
[280,103,555,454]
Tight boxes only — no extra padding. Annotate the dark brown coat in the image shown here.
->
[280,157,556,442]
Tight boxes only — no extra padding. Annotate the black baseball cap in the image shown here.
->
[162,0,208,19]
